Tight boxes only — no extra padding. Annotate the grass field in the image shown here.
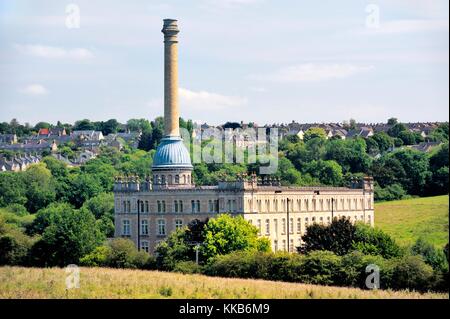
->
[375,195,449,247]
[0,266,447,299]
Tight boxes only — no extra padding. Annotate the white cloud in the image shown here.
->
[14,44,94,60]
[364,19,449,35]
[179,88,248,110]
[19,84,48,95]
[251,63,375,83]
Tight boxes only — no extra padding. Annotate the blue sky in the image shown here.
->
[0,0,448,126]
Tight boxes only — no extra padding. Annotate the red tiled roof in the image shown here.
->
[38,128,50,135]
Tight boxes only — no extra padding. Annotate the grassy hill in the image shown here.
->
[0,266,447,299]
[375,195,449,248]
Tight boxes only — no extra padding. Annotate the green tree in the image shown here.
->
[29,207,104,266]
[387,118,398,125]
[305,160,343,186]
[202,214,270,260]
[0,172,27,207]
[23,163,56,213]
[304,127,327,142]
[301,217,356,256]
[387,123,407,138]
[398,130,416,145]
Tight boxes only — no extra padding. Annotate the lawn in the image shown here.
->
[375,195,449,248]
[0,266,447,299]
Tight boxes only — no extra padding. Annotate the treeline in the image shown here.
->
[192,124,449,201]
[79,216,448,293]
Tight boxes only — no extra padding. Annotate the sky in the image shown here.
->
[0,0,448,126]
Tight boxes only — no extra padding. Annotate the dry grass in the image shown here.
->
[0,266,447,299]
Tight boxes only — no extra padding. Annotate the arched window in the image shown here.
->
[161,175,166,185]
[175,175,180,184]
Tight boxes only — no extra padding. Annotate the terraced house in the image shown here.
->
[113,19,375,253]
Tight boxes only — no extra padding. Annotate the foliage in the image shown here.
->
[202,214,271,260]
[173,261,203,274]
[300,217,356,256]
[29,207,104,266]
[352,223,403,259]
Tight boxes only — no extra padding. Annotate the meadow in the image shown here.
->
[375,195,449,247]
[0,266,447,299]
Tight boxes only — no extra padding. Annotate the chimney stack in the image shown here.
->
[162,19,180,137]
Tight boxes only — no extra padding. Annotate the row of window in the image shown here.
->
[122,219,183,237]
[273,238,299,253]
[250,214,371,236]
[123,199,220,214]
[253,197,372,213]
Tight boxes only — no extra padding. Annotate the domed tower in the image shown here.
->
[152,19,193,187]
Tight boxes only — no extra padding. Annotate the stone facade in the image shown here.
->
[114,175,374,253]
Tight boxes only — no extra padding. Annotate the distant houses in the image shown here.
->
[0,154,42,172]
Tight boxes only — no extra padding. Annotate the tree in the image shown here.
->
[73,119,95,131]
[29,207,104,266]
[202,214,270,260]
[0,172,27,207]
[304,160,343,186]
[387,123,408,138]
[387,118,398,125]
[390,149,430,195]
[66,173,103,208]
[101,119,120,135]
[82,193,115,237]
[370,132,394,153]
[23,163,56,213]
[398,130,416,145]
[304,127,327,142]
[301,217,356,256]
[352,223,403,258]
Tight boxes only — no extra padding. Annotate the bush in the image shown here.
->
[353,223,403,259]
[390,255,434,292]
[374,183,408,201]
[298,251,341,285]
[411,238,449,272]
[80,238,154,269]
[173,261,202,274]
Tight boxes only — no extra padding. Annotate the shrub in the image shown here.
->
[374,183,408,201]
[79,245,111,267]
[390,255,434,292]
[353,223,403,259]
[298,251,341,285]
[410,238,449,272]
[173,261,202,274]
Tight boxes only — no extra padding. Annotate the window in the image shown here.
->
[209,200,213,212]
[157,219,166,236]
[281,218,286,234]
[274,219,278,235]
[232,200,237,212]
[140,201,144,213]
[191,200,195,213]
[227,200,232,212]
[289,218,294,234]
[175,175,180,184]
[127,201,131,213]
[312,216,316,224]
[141,219,149,235]
[179,200,183,213]
[319,216,323,225]
[162,201,166,213]
[257,219,261,235]
[122,220,130,236]
[265,219,270,235]
[175,219,183,229]
[145,201,149,213]
[297,218,301,234]
[274,240,278,252]
[305,217,309,227]
[289,239,294,252]
[327,216,331,224]
[157,201,162,213]
[161,175,166,184]
[282,240,286,251]
[174,200,179,213]
[196,200,200,213]
[141,241,149,253]
[123,201,126,213]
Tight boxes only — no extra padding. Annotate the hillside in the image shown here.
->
[0,266,447,299]
[375,195,449,247]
